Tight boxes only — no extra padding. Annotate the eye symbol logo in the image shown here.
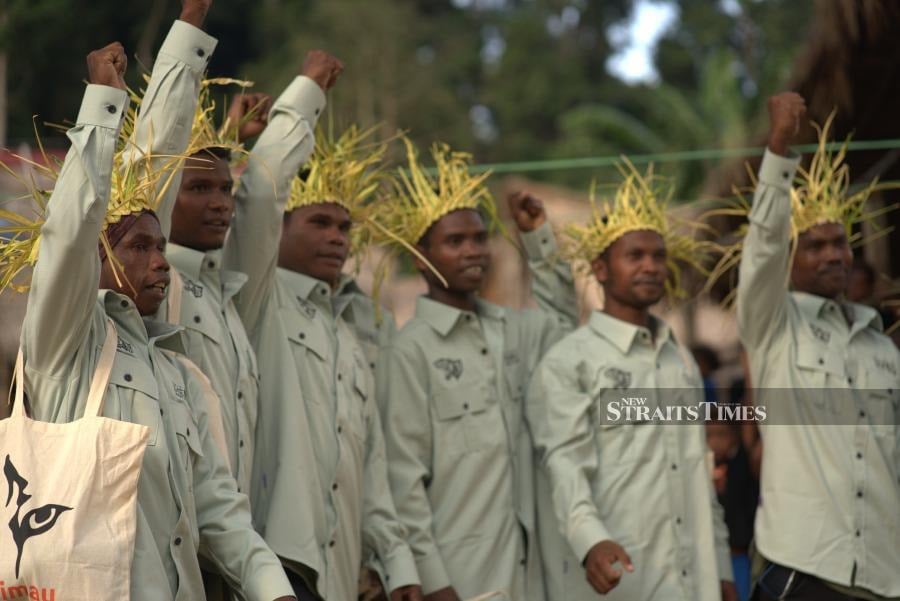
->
[4,454,73,578]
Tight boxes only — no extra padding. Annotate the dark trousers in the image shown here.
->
[285,568,321,601]
[755,563,865,601]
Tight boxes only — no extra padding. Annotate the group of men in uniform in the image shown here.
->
[1,2,898,601]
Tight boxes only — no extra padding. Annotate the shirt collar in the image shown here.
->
[415,295,505,337]
[277,267,332,308]
[336,273,362,296]
[587,310,673,354]
[99,289,186,353]
[792,291,883,332]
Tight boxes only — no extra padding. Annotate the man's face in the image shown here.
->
[593,230,667,309]
[790,222,852,299]
[415,209,490,293]
[99,214,171,316]
[279,203,351,286]
[170,153,234,251]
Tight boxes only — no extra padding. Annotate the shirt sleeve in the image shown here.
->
[22,84,127,376]
[520,221,579,331]
[185,367,295,601]
[362,396,421,592]
[525,341,612,563]
[224,76,325,334]
[736,149,801,351]
[380,341,450,594]
[130,19,217,239]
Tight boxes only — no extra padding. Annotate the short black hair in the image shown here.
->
[194,146,232,162]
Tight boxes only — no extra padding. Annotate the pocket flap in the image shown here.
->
[434,383,490,420]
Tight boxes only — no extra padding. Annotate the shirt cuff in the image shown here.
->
[569,515,613,564]
[757,149,800,190]
[273,76,327,126]
[76,84,129,130]
[415,551,451,595]
[520,221,557,260]
[381,545,421,593]
[243,563,296,601]
[716,543,734,583]
[163,19,218,72]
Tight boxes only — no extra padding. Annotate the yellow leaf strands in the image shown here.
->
[563,159,716,301]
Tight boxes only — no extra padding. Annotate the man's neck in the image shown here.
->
[426,283,477,313]
[603,297,652,330]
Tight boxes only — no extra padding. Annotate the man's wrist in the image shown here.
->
[179,8,208,29]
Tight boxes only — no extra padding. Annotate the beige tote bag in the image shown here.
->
[1,320,149,600]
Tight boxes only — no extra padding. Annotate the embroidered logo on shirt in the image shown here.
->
[504,352,520,366]
[183,278,204,299]
[604,367,632,390]
[174,384,186,400]
[116,337,134,356]
[4,455,73,578]
[810,324,831,344]
[296,297,317,319]
[874,357,897,376]
[434,358,463,381]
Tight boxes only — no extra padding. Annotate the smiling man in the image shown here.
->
[14,37,296,601]
[375,140,578,601]
[738,93,900,601]
[525,165,736,601]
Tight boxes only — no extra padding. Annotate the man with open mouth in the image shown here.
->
[9,11,299,600]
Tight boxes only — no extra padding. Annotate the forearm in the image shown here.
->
[225,76,325,331]
[522,222,578,330]
[736,149,800,348]
[130,19,217,238]
[23,84,127,374]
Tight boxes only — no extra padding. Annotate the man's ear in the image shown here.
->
[591,254,608,285]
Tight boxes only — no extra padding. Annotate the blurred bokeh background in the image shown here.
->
[2,0,900,409]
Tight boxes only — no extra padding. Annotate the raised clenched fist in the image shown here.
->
[302,50,344,92]
[227,92,273,142]
[584,539,635,595]
[767,92,806,156]
[507,190,547,233]
[180,0,212,28]
[87,42,127,91]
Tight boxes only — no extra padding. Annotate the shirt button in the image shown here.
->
[856,530,861,537]
[671,463,677,471]
[120,300,129,308]
[481,348,488,355]
[239,439,244,448]
[329,540,335,547]
[782,171,790,179]
[337,425,343,434]
[106,104,117,114]
[160,408,164,416]
[463,403,469,410]
[681,569,688,577]
[818,358,824,365]
[337,373,343,381]
[520,558,527,566]
[194,315,201,324]
[859,410,866,418]
[370,362,375,369]
[196,48,205,58]
[299,332,306,339]
[174,537,182,546]
[332,483,338,491]
[207,260,215,269]
[848,377,854,385]
[124,373,133,382]
[237,391,243,399]
[465,315,472,321]
[186,428,190,436]
[676,517,682,525]
[856,452,863,459]
[857,490,863,498]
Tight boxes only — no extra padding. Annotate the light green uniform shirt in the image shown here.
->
[380,224,577,600]
[21,84,293,601]
[526,311,732,601]
[221,74,327,585]
[739,150,900,599]
[130,19,261,498]
[273,269,419,600]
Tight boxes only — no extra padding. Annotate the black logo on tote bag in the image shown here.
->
[4,455,72,578]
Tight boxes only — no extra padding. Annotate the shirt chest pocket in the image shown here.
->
[795,342,842,388]
[433,382,503,458]
[863,364,899,438]
[281,308,329,362]
[167,401,204,474]
[110,356,161,446]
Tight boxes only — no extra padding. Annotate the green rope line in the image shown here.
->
[461,138,900,175]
